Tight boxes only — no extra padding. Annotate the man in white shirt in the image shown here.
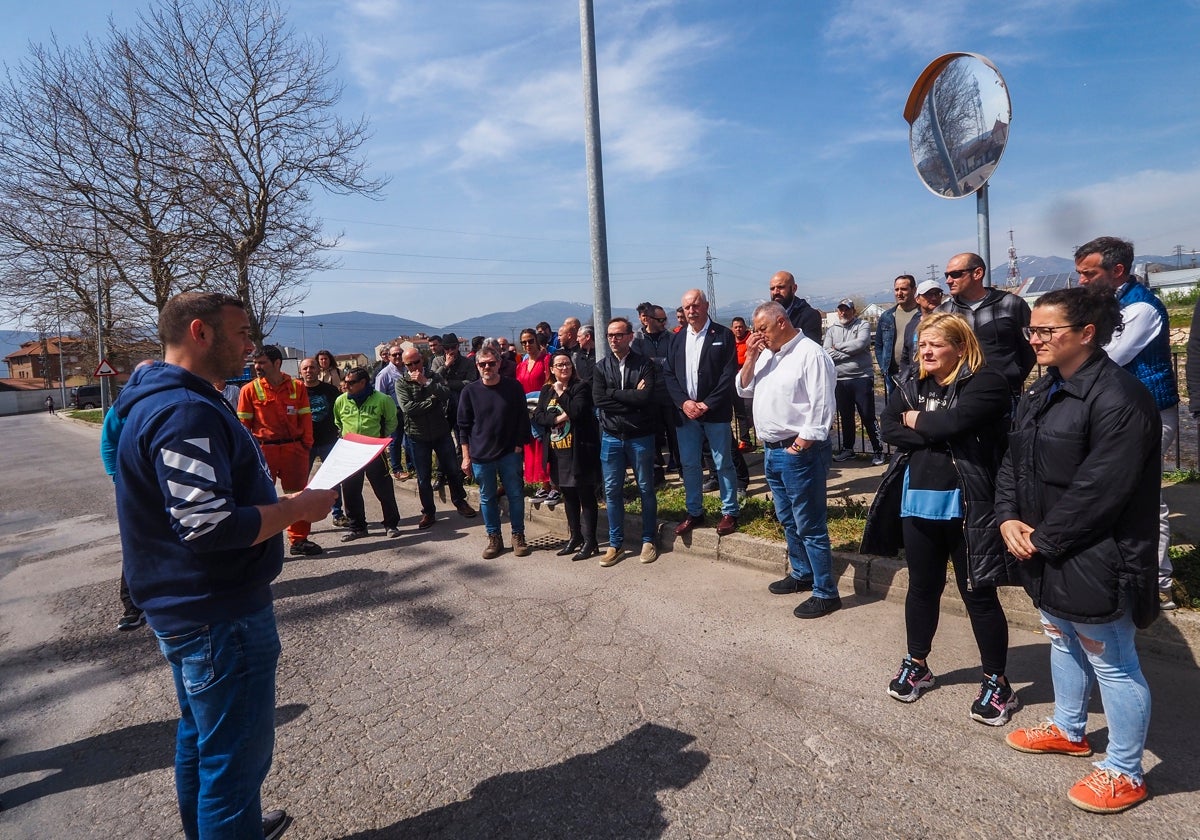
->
[738,301,840,619]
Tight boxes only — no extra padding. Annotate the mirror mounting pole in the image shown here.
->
[977,183,991,288]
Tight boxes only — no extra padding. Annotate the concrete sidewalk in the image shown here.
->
[400,448,1200,664]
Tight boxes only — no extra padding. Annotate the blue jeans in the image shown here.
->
[600,431,657,547]
[1040,610,1151,781]
[155,605,281,839]
[309,441,343,517]
[676,418,738,517]
[472,450,525,536]
[763,441,837,599]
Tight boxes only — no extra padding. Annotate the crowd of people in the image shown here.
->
[98,234,1182,835]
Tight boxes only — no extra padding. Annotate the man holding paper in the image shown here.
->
[333,366,402,541]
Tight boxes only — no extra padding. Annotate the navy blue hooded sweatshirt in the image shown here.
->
[115,362,281,634]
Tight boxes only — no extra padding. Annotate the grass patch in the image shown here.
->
[1164,469,1200,484]
[1168,544,1200,609]
[70,409,103,424]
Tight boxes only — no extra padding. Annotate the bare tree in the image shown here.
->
[0,0,384,348]
[130,0,385,341]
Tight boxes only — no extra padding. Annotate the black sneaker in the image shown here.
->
[970,674,1019,726]
[793,595,842,619]
[768,576,814,595]
[702,477,718,492]
[116,609,146,631]
[289,539,323,556]
[888,655,935,702]
[340,529,368,542]
[262,809,292,840]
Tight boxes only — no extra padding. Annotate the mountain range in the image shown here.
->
[6,254,1195,366]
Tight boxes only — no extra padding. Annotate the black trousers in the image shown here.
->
[835,377,881,452]
[410,434,468,515]
[901,516,1009,676]
[344,452,400,529]
[560,485,598,545]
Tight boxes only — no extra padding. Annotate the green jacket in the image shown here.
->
[333,389,397,438]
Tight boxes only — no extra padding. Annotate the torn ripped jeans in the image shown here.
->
[1040,610,1150,781]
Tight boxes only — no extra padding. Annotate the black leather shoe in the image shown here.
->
[263,809,293,840]
[557,538,584,557]
[768,576,813,595]
[572,542,598,562]
[793,595,843,619]
[673,514,704,536]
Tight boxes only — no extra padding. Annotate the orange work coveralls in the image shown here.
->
[238,374,314,545]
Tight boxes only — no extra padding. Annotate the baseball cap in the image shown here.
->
[837,298,854,309]
[916,279,944,296]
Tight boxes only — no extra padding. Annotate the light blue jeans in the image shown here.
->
[1040,610,1151,781]
[600,431,657,548]
[472,450,525,536]
[676,418,739,517]
[155,605,281,839]
[763,441,837,599]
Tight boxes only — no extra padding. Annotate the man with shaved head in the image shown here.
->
[769,270,822,343]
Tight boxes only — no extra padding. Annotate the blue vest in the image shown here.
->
[1118,282,1178,411]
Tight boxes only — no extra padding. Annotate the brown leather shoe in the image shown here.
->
[482,533,504,559]
[716,514,738,536]
[673,514,704,536]
[418,514,435,529]
[512,532,531,557]
[454,500,478,518]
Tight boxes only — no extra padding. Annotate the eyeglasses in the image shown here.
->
[477,360,497,368]
[1023,324,1082,342]
[520,338,537,345]
[552,362,572,369]
[404,360,423,368]
[388,352,403,357]
[607,332,631,339]
[345,378,364,386]
[649,316,667,323]
[944,268,974,279]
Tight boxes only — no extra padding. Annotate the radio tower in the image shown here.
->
[705,246,718,315]
[1006,229,1021,288]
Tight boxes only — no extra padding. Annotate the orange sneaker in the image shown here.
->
[1067,768,1148,814]
[1005,722,1093,756]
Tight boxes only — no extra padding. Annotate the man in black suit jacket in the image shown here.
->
[663,289,740,537]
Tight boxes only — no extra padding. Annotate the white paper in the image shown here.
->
[306,433,392,489]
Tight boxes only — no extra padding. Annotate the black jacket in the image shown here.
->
[994,352,1161,627]
[783,296,822,344]
[662,320,738,425]
[861,364,1016,590]
[532,380,601,486]
[592,350,660,439]
[943,288,1035,394]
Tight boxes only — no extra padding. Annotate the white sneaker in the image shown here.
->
[871,451,887,466]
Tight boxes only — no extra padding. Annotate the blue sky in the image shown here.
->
[5,0,1200,328]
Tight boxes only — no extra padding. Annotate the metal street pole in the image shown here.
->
[299,310,306,356]
[579,0,612,360]
[977,183,992,287]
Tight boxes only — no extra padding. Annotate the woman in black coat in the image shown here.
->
[996,286,1159,814]
[532,351,601,560]
[861,312,1018,724]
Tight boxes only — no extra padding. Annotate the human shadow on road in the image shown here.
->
[337,722,710,839]
[0,703,306,809]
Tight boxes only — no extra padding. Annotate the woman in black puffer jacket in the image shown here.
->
[996,286,1159,814]
[861,312,1018,725]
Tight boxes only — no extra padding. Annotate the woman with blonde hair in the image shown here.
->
[862,312,1019,724]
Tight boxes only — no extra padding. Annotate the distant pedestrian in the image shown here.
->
[44,395,55,414]
[825,299,884,465]
[334,367,402,542]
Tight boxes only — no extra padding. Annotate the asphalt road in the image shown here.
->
[2,412,1198,839]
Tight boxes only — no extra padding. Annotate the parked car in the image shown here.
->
[70,384,119,409]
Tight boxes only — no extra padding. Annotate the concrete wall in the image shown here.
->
[0,388,67,416]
